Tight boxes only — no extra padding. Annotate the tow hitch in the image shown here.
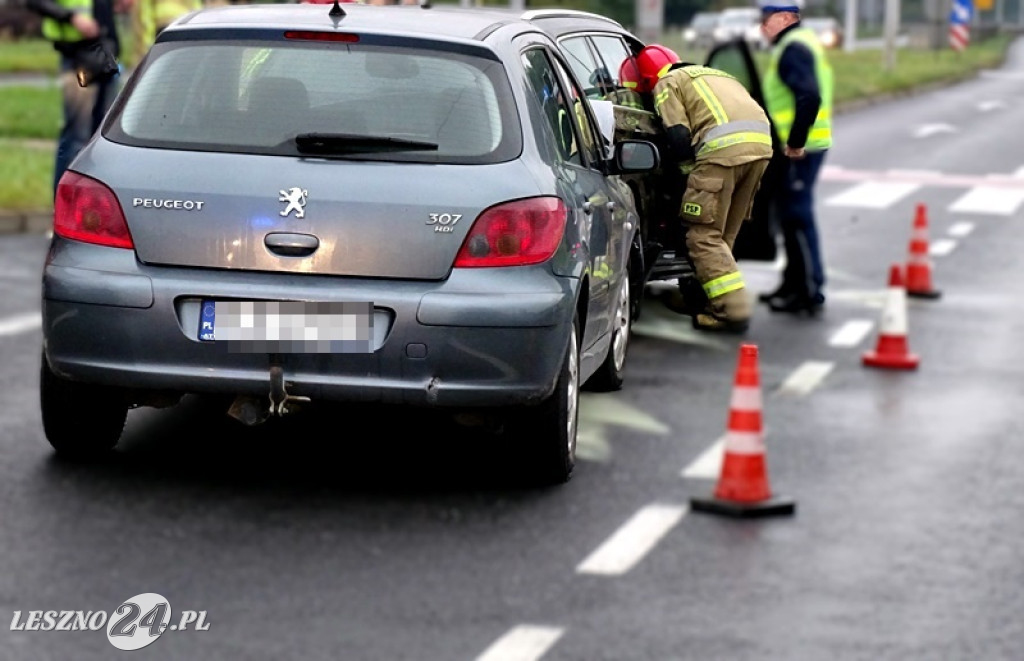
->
[227,360,311,426]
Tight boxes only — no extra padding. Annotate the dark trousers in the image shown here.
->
[777,149,827,302]
[54,54,119,196]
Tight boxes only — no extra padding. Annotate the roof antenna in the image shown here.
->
[420,0,432,7]
[329,0,346,18]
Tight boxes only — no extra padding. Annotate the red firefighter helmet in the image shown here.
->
[619,44,681,94]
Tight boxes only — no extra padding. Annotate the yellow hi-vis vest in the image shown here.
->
[763,27,834,150]
[41,0,93,42]
[132,0,202,63]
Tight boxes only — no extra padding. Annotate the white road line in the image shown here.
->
[829,320,875,347]
[0,312,41,337]
[825,182,921,209]
[948,186,1024,215]
[576,503,687,577]
[681,437,724,479]
[947,221,974,237]
[778,361,834,396]
[475,625,565,661]
[929,238,957,256]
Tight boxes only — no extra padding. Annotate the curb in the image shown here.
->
[0,210,51,236]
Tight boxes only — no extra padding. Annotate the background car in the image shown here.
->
[39,3,659,484]
[712,7,762,49]
[681,11,721,51]
[804,16,844,49]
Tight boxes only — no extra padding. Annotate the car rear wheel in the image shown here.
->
[40,353,128,460]
[586,264,631,392]
[515,313,579,484]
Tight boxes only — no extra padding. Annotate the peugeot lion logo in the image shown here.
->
[279,187,308,218]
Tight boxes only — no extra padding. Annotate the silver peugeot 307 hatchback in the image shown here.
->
[40,2,658,483]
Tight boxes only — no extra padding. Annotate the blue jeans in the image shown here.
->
[53,55,119,196]
[777,150,826,302]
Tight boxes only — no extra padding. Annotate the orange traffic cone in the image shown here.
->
[905,203,942,299]
[862,263,920,370]
[690,344,796,518]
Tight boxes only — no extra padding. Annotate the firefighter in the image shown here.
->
[620,45,773,333]
[130,0,201,66]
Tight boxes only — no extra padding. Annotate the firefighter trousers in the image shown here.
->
[681,158,771,323]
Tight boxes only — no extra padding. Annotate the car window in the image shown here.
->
[112,40,518,163]
[558,36,605,100]
[589,35,632,96]
[522,48,582,166]
[551,54,601,167]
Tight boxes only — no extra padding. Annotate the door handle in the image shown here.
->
[582,200,593,214]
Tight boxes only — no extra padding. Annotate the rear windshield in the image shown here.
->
[106,38,520,164]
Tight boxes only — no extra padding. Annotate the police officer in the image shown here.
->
[757,0,834,315]
[27,0,134,196]
[620,45,773,333]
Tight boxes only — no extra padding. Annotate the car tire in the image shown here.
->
[40,353,127,460]
[586,262,632,392]
[516,313,580,485]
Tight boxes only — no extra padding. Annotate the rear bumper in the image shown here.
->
[42,241,576,409]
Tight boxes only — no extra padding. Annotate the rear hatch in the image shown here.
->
[95,30,530,279]
[84,141,538,280]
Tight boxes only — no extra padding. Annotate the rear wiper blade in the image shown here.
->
[295,132,439,155]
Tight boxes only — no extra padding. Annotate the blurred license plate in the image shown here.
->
[198,300,373,353]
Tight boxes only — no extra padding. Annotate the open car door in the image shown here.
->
[705,38,783,262]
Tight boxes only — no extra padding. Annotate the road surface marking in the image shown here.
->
[0,312,41,337]
[576,503,687,576]
[947,221,974,237]
[976,100,1006,112]
[825,181,921,209]
[949,186,1024,215]
[576,395,672,463]
[681,438,725,479]
[929,238,957,256]
[476,625,565,661]
[912,123,956,138]
[829,320,874,347]
[821,166,1024,189]
[778,361,834,396]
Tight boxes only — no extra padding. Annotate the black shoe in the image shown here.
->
[768,293,824,316]
[692,312,750,334]
[758,285,793,304]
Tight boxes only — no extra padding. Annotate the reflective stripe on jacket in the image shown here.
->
[652,64,772,169]
[763,27,834,150]
[40,0,93,42]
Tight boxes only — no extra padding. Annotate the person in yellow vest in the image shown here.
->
[27,0,135,196]
[131,0,201,66]
[756,0,834,315]
[620,45,773,333]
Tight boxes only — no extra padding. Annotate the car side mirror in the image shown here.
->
[613,140,659,173]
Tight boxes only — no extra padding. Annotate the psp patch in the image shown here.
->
[683,202,702,216]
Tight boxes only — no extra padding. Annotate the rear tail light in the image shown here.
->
[54,172,134,249]
[454,197,566,268]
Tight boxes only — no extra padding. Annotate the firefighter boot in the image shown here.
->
[662,276,708,316]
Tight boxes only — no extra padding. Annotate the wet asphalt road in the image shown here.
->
[3,42,1024,661]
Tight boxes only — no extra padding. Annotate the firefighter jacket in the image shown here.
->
[652,65,773,171]
[763,26,834,151]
